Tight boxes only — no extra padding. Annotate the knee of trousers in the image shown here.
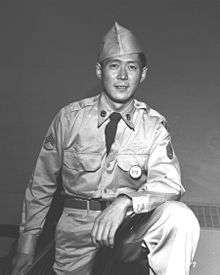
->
[157,201,200,237]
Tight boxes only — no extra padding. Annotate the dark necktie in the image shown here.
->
[105,112,121,155]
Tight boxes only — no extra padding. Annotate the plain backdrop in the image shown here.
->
[0,0,220,224]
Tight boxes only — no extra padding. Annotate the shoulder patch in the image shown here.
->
[166,141,174,160]
[161,120,169,130]
[44,133,56,150]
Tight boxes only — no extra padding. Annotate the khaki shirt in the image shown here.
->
[18,93,185,254]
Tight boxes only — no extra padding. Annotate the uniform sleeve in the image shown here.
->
[17,109,66,254]
[124,120,185,214]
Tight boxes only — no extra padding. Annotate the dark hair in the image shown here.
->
[138,52,147,68]
[100,52,147,69]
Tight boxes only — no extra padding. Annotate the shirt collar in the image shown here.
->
[133,99,150,112]
[97,93,136,130]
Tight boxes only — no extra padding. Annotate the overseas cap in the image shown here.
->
[98,22,143,62]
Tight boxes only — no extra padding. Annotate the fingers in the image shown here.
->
[101,221,113,247]
[91,217,101,247]
[93,220,104,247]
[12,262,32,275]
[91,201,128,248]
[108,223,118,247]
[11,253,34,275]
[12,257,23,275]
[91,217,115,248]
[11,262,24,275]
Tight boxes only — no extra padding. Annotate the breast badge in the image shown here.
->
[129,165,142,179]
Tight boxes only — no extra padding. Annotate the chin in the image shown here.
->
[104,89,135,105]
[110,95,132,104]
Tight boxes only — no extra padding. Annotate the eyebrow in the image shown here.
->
[107,59,139,64]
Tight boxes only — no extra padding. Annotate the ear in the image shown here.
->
[96,63,102,79]
[140,66,148,83]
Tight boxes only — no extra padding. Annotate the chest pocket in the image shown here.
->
[116,154,149,172]
[63,151,102,172]
[115,154,149,190]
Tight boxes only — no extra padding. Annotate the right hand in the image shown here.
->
[91,196,131,248]
[11,252,34,275]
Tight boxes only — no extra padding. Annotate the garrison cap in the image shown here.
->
[98,22,143,62]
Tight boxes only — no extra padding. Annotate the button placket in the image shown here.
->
[105,153,116,170]
[98,154,116,194]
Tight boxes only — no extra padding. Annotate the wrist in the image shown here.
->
[17,234,37,255]
[115,194,132,210]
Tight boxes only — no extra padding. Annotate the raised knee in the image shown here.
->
[159,201,200,234]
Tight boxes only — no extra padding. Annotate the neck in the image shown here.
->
[103,93,133,112]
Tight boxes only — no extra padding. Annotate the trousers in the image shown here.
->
[53,201,200,275]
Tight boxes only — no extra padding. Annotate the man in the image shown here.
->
[12,22,200,275]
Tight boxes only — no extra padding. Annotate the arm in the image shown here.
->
[12,110,66,273]
[91,195,131,248]
[92,119,184,247]
[124,120,185,214]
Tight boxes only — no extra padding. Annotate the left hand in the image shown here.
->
[91,196,131,248]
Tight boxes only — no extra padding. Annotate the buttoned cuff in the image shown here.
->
[121,191,181,214]
[17,233,38,255]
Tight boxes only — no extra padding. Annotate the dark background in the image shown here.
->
[1,0,220,225]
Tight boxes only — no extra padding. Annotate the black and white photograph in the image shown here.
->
[0,1,220,274]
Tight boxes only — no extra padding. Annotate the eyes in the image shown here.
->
[109,63,119,69]
[108,62,139,71]
[128,64,138,71]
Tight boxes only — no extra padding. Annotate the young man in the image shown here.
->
[12,22,200,275]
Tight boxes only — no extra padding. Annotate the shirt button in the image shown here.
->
[106,162,111,169]
[100,110,107,117]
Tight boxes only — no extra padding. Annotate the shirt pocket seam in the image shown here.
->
[63,151,102,172]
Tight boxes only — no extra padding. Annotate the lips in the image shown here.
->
[114,84,129,89]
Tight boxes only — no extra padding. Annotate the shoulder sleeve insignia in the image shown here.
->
[44,133,56,150]
[166,141,174,160]
[161,120,168,130]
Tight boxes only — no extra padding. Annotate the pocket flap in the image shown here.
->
[64,151,102,172]
[117,154,148,172]
[78,154,102,171]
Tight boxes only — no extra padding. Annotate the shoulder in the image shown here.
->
[62,94,99,114]
[55,95,99,119]
[48,95,99,129]
[134,98,167,125]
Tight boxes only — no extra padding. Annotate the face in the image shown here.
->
[96,53,147,105]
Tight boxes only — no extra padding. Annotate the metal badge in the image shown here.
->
[129,165,142,179]
[126,113,131,121]
[100,110,107,117]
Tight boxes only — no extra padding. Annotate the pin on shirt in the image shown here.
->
[129,165,142,179]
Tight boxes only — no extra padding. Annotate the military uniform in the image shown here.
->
[17,23,200,275]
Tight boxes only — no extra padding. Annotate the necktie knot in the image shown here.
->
[109,112,121,123]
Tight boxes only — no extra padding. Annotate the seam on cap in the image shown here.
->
[115,23,124,55]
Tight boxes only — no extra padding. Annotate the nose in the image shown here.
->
[117,66,128,80]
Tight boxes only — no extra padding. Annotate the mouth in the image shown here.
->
[114,84,129,90]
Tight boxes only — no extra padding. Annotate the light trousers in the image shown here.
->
[53,201,200,275]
